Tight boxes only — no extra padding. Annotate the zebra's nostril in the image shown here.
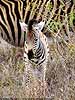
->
[28,49,34,60]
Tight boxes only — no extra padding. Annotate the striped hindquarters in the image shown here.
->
[0,0,25,46]
[37,31,49,66]
[30,38,49,66]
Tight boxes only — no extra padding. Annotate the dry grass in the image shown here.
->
[0,39,46,98]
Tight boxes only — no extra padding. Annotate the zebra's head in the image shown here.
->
[20,19,45,53]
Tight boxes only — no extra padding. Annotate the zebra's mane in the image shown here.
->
[28,19,38,31]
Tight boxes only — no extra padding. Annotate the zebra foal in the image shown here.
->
[20,19,49,86]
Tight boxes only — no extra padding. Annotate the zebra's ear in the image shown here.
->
[19,22,28,32]
[36,21,45,31]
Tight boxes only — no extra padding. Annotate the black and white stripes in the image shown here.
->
[30,38,46,65]
[0,0,25,46]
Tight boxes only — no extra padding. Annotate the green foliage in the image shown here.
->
[69,10,75,27]
[47,20,61,32]
[46,1,53,11]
